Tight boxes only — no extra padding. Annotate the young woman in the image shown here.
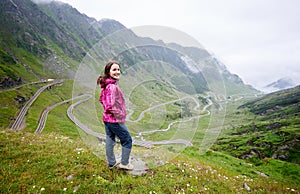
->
[97,61,133,170]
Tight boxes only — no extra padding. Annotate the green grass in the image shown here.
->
[0,84,41,128]
[1,129,299,193]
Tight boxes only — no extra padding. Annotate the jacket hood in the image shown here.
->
[100,77,117,88]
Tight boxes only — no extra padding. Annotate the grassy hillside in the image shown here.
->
[1,130,299,193]
[213,86,300,164]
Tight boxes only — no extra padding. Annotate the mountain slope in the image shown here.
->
[213,85,300,164]
[38,1,105,48]
[0,0,87,84]
[240,85,300,117]
[0,0,258,96]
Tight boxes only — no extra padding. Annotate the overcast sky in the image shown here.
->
[38,0,300,90]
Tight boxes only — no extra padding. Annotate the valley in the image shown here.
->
[1,82,299,193]
[1,75,299,193]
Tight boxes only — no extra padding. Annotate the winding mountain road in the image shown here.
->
[35,95,85,133]
[66,94,195,148]
[128,96,212,139]
[126,96,202,123]
[9,80,63,130]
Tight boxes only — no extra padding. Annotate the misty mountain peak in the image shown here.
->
[263,77,296,93]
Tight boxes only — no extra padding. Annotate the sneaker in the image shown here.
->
[119,163,134,170]
[108,158,121,169]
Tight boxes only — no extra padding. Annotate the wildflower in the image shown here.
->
[63,188,67,191]
[41,188,45,191]
[190,168,196,172]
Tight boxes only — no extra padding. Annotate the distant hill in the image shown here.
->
[263,77,297,93]
[240,85,300,117]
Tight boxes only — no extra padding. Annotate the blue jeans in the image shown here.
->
[104,122,132,166]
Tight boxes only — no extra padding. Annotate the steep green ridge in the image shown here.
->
[38,1,105,49]
[0,0,109,86]
[213,85,300,164]
[0,49,20,85]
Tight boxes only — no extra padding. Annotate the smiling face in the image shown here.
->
[109,63,120,80]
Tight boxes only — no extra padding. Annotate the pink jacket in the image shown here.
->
[99,77,126,123]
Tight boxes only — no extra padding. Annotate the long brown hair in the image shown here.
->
[97,60,120,86]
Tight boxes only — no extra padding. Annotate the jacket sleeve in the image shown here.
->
[103,84,124,119]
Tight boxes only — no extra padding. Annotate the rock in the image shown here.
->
[255,171,269,178]
[116,155,149,176]
[244,183,251,191]
[127,155,149,176]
